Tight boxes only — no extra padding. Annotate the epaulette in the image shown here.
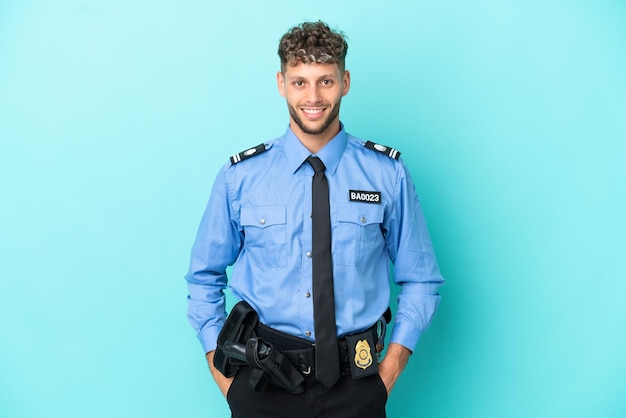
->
[230,143,267,164]
[364,141,401,160]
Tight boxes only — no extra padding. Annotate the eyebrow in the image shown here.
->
[287,74,339,81]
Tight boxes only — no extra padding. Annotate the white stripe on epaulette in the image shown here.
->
[364,141,401,160]
[230,143,267,165]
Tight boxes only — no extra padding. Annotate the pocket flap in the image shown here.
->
[240,206,286,228]
[337,203,384,226]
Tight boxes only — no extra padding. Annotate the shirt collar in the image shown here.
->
[283,123,347,176]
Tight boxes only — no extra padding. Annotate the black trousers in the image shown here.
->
[227,365,387,418]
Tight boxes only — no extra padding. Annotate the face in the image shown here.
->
[277,62,350,142]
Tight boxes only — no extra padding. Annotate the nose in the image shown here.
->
[305,84,321,103]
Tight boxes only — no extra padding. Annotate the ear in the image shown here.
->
[277,71,286,97]
[342,70,351,96]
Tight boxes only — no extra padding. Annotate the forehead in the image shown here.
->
[283,62,342,79]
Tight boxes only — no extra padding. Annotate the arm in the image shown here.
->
[206,350,235,398]
[185,166,243,353]
[378,343,411,394]
[384,162,444,359]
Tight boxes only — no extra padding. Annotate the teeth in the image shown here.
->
[303,108,323,114]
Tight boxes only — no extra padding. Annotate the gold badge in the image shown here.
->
[354,339,373,370]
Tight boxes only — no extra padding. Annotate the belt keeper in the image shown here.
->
[376,315,387,353]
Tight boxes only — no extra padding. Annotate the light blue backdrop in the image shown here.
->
[1,1,625,417]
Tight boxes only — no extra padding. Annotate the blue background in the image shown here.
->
[1,1,625,417]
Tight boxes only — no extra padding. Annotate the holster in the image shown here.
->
[244,337,305,393]
[214,301,305,394]
[214,301,258,378]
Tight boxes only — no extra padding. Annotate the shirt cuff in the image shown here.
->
[389,320,422,352]
[197,326,221,354]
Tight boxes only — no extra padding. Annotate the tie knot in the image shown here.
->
[307,156,326,174]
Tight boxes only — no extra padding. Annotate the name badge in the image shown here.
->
[349,190,381,204]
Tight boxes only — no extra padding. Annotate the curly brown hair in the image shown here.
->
[278,21,348,72]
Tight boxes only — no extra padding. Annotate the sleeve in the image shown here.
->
[184,166,243,353]
[385,161,445,351]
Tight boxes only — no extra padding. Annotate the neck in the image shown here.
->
[291,119,341,154]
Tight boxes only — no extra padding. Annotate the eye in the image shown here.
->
[293,80,305,87]
[321,79,333,86]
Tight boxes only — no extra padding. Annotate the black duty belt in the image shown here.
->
[255,322,381,379]
[215,301,391,393]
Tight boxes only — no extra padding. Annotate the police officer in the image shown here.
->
[185,21,444,417]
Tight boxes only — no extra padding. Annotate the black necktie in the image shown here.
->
[307,156,340,388]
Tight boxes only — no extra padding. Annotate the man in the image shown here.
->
[185,21,444,417]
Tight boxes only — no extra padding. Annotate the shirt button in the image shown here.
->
[305,292,311,298]
[260,218,266,225]
[306,251,312,258]
[361,216,366,223]
[305,330,311,337]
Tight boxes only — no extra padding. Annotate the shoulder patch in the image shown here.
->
[230,143,267,164]
[364,141,401,160]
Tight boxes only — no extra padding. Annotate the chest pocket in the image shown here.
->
[240,206,288,268]
[333,203,385,266]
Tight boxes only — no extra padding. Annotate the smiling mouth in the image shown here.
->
[301,107,326,119]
